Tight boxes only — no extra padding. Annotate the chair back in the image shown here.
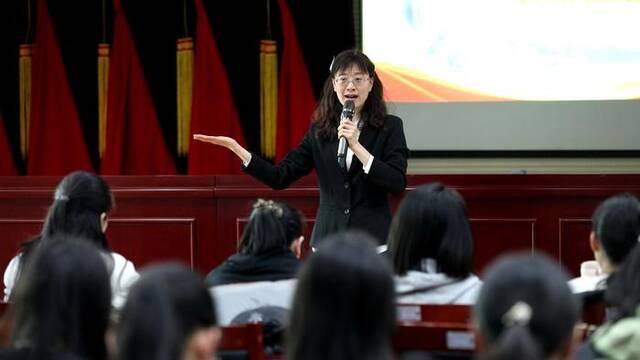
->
[219,323,265,360]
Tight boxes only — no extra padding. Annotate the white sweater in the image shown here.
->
[3,251,139,309]
[395,259,482,305]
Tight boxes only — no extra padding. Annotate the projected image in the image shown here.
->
[363,0,640,102]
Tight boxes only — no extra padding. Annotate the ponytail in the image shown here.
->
[42,196,70,238]
[606,244,640,319]
[483,325,543,360]
[483,301,543,360]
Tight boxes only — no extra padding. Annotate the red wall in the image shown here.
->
[1,174,639,278]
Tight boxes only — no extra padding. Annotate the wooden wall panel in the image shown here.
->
[107,218,196,268]
[559,219,593,277]
[470,218,536,274]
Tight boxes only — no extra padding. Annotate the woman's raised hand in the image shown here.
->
[192,134,251,163]
[193,134,237,149]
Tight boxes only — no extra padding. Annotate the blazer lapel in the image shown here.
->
[347,120,376,177]
[358,119,376,152]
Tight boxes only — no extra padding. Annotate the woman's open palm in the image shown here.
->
[193,134,237,149]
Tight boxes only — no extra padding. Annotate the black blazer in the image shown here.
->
[244,114,408,246]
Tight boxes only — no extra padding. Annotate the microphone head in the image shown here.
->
[342,100,355,119]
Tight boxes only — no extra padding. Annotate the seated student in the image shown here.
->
[117,263,221,360]
[3,171,139,309]
[474,253,580,360]
[0,237,112,360]
[205,199,305,287]
[388,182,481,304]
[569,194,640,294]
[575,244,640,359]
[286,231,396,360]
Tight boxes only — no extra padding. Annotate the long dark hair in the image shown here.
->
[286,231,395,360]
[592,193,640,265]
[312,49,387,140]
[606,244,640,320]
[10,237,112,360]
[42,171,114,250]
[238,199,303,255]
[388,182,474,278]
[474,253,580,360]
[117,263,217,360]
[281,203,306,246]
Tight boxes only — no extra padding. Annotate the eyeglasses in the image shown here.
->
[334,75,371,87]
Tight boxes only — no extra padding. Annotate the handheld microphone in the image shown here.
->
[337,100,355,168]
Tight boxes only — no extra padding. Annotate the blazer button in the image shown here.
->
[344,208,350,215]
[344,182,349,189]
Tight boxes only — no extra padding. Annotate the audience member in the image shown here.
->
[0,237,111,360]
[117,263,221,360]
[569,193,640,294]
[474,253,580,360]
[575,244,640,359]
[388,182,481,304]
[205,199,305,287]
[286,231,395,360]
[3,171,138,309]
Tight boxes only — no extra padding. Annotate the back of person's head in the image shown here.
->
[388,182,474,278]
[591,193,640,266]
[606,244,640,319]
[281,203,305,247]
[42,171,113,250]
[11,236,111,360]
[238,199,291,255]
[474,253,580,360]
[287,230,395,360]
[117,263,219,360]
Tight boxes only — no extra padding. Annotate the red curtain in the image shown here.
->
[275,0,317,161]
[0,114,17,175]
[27,0,92,175]
[187,0,246,175]
[100,0,176,175]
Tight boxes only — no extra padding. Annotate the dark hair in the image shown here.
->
[286,231,395,360]
[592,193,640,265]
[281,203,306,246]
[10,237,112,360]
[605,244,640,319]
[474,253,580,360]
[388,182,474,278]
[42,171,114,250]
[312,49,387,140]
[238,199,303,254]
[117,263,217,360]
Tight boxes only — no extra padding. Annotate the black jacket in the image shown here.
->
[205,248,300,287]
[244,115,408,245]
